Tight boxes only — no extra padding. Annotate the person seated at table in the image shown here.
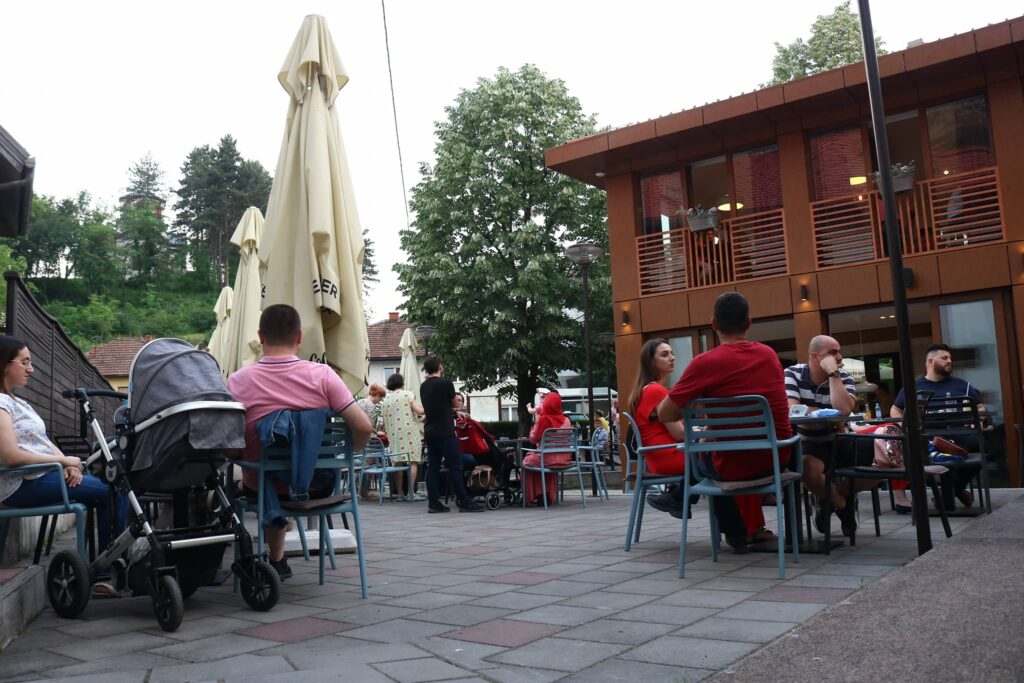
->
[656,292,794,554]
[785,335,876,536]
[522,390,571,505]
[0,336,126,560]
[227,305,372,579]
[639,339,771,543]
[891,343,983,511]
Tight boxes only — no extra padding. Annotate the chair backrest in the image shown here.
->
[621,412,641,460]
[921,394,984,445]
[539,427,576,452]
[681,395,780,463]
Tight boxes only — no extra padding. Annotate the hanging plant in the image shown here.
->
[686,206,720,232]
[873,161,916,193]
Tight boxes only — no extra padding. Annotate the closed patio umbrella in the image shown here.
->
[260,14,369,393]
[208,286,233,373]
[398,327,420,400]
[222,207,264,375]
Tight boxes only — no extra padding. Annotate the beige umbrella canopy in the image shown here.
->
[398,327,421,401]
[207,286,233,374]
[222,207,264,375]
[260,14,369,393]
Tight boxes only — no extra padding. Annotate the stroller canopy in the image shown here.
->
[127,338,246,474]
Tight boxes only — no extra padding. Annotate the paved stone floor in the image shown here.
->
[0,489,1002,683]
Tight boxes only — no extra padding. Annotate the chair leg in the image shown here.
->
[708,497,720,563]
[786,484,799,566]
[340,513,350,530]
[0,519,9,561]
[775,488,786,579]
[318,516,326,585]
[679,483,692,578]
[45,513,59,557]
[33,515,49,565]
[296,517,310,561]
[576,466,586,508]
[802,489,814,543]
[74,509,86,557]
[889,484,896,512]
[634,490,647,545]
[541,472,548,510]
[323,516,337,570]
[928,477,953,538]
[624,485,642,552]
[350,506,369,599]
[872,488,881,537]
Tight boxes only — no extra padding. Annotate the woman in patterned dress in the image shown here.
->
[379,373,425,500]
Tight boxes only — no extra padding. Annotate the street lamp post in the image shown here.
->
[565,242,604,441]
[858,0,931,555]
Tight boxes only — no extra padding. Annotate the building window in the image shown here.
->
[499,404,518,421]
[747,318,797,368]
[383,366,399,379]
[732,145,782,213]
[688,155,729,211]
[810,127,866,200]
[926,96,994,176]
[868,110,925,181]
[640,171,686,234]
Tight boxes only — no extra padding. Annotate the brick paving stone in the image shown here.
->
[560,590,660,611]
[418,637,508,670]
[0,626,74,655]
[344,618,456,643]
[660,589,755,609]
[602,578,686,595]
[486,571,562,585]
[372,656,474,682]
[728,565,810,579]
[561,658,714,682]
[489,637,629,672]
[437,582,515,597]
[554,618,677,645]
[148,653,293,682]
[479,665,565,683]
[675,616,798,643]
[815,563,898,577]
[283,640,428,668]
[236,616,353,643]
[467,592,564,610]
[50,631,175,662]
[224,602,328,623]
[507,604,606,627]
[221,669,387,683]
[408,604,514,626]
[317,603,418,625]
[52,614,164,638]
[717,600,827,622]
[517,580,607,597]
[693,576,781,592]
[615,604,717,627]
[42,653,184,679]
[755,586,852,604]
[0,651,81,679]
[146,615,257,641]
[150,633,277,662]
[783,573,870,589]
[442,619,562,648]
[621,634,759,669]
[384,591,473,609]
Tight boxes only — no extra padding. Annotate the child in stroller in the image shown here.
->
[454,394,516,509]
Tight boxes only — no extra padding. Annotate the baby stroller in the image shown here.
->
[455,413,518,509]
[46,338,279,632]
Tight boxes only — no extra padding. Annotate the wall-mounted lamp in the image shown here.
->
[621,310,631,327]
[594,171,606,178]
[799,284,809,301]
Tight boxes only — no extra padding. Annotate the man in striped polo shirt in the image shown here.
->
[785,335,858,535]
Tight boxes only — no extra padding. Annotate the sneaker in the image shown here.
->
[428,503,450,514]
[836,499,857,538]
[814,499,830,535]
[647,491,683,518]
[457,501,485,513]
[270,557,292,581]
[725,535,749,554]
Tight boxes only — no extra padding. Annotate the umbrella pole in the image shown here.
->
[858,0,931,555]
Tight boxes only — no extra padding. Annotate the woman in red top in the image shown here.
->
[627,339,685,475]
[523,391,571,505]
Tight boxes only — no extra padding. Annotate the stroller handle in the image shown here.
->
[62,388,128,401]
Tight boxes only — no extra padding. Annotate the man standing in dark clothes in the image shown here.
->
[420,355,484,513]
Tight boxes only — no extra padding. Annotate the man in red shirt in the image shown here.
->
[656,292,793,552]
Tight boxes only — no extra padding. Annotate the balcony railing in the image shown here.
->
[636,207,787,296]
[811,167,1004,269]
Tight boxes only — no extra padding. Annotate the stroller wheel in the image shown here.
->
[486,492,501,510]
[151,575,184,632]
[47,551,91,618]
[240,559,280,612]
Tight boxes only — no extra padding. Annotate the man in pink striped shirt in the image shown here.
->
[228,305,372,578]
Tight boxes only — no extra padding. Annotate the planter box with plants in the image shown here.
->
[686,207,720,232]
[873,161,916,193]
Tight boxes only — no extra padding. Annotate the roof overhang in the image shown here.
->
[0,125,34,237]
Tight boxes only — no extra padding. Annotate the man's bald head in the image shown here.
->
[809,335,838,354]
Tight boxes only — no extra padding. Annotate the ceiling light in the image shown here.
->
[942,169,950,176]
[849,176,868,186]
[595,171,606,178]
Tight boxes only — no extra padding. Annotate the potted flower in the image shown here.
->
[873,161,916,193]
[686,206,720,232]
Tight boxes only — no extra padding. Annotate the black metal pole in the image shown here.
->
[858,0,932,554]
[582,264,598,496]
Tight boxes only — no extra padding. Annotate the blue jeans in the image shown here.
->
[5,471,126,550]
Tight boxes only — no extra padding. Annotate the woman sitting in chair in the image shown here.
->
[0,336,122,552]
[633,339,773,546]
[522,390,571,505]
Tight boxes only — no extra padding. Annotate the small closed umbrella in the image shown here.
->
[222,207,264,375]
[398,327,421,400]
[260,14,369,393]
[208,286,233,373]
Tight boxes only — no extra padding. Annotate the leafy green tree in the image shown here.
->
[395,64,608,433]
[362,228,379,297]
[770,1,885,84]
[15,195,80,278]
[124,153,165,206]
[173,136,272,286]
[118,204,169,283]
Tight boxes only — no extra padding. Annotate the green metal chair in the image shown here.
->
[0,462,87,562]
[621,412,685,552]
[680,396,802,579]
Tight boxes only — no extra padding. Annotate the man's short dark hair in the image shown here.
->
[386,373,404,391]
[259,305,301,346]
[713,292,750,335]
[927,343,952,356]
[423,355,442,375]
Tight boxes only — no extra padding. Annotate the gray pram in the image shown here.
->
[46,338,279,631]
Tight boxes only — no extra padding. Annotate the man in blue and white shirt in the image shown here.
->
[785,335,859,535]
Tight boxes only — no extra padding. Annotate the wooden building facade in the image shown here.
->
[546,18,1024,485]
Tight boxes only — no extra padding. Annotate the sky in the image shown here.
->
[2,0,1020,320]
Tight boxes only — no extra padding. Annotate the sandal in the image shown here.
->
[747,527,777,544]
[91,581,118,599]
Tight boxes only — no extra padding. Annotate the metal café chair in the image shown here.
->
[358,436,411,505]
[621,412,685,552]
[921,394,991,513]
[576,428,610,502]
[521,428,585,509]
